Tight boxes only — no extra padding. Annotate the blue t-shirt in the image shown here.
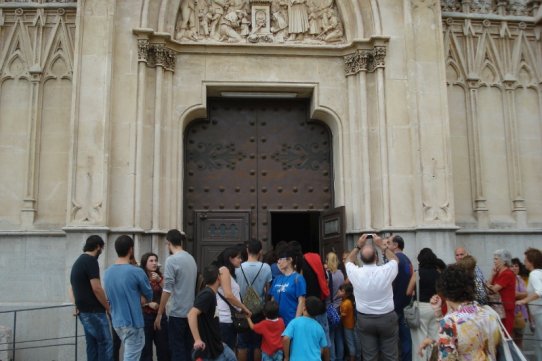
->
[271,263,282,281]
[270,272,306,325]
[282,316,327,361]
[104,264,153,328]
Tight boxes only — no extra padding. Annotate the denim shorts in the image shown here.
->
[262,349,283,361]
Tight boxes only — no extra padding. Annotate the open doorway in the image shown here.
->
[270,211,320,253]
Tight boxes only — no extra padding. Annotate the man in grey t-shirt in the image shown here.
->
[154,229,197,361]
[235,239,272,361]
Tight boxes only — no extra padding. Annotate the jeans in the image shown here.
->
[203,344,237,361]
[397,312,412,361]
[315,312,331,350]
[344,328,356,359]
[141,313,170,361]
[168,316,193,361]
[115,327,145,361]
[113,328,121,361]
[78,312,114,361]
[329,322,344,361]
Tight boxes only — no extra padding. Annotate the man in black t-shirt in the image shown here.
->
[70,235,113,361]
[187,265,236,361]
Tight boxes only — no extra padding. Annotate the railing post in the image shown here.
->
[74,314,78,361]
[12,311,16,361]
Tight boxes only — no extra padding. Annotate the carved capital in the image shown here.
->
[344,46,387,76]
[373,46,386,70]
[137,39,150,62]
[137,41,176,72]
[152,44,176,72]
[344,51,368,76]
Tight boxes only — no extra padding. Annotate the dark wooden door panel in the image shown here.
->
[194,210,250,267]
[320,206,346,257]
[184,98,333,254]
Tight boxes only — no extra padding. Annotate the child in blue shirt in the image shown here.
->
[282,296,329,361]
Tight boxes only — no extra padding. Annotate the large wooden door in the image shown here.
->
[194,211,250,267]
[184,98,333,264]
[319,206,346,258]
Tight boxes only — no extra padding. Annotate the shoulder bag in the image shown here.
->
[404,270,421,329]
[217,291,250,333]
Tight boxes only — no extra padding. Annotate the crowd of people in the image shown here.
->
[69,230,542,361]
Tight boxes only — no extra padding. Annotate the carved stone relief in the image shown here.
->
[441,0,538,16]
[443,15,541,225]
[0,5,76,225]
[175,0,345,44]
[2,0,77,3]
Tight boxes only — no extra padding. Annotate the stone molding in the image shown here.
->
[441,0,541,19]
[343,46,387,76]
[134,28,389,72]
[137,40,176,72]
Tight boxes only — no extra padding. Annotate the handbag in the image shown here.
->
[326,271,341,327]
[486,285,505,319]
[404,270,420,329]
[496,312,528,361]
[513,311,526,330]
[424,343,438,361]
[217,292,250,333]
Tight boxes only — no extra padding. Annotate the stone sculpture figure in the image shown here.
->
[318,8,342,42]
[197,0,213,37]
[178,0,198,40]
[210,0,230,39]
[271,8,289,42]
[219,10,245,42]
[308,4,321,38]
[288,0,309,40]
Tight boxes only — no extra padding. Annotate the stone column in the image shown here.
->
[343,52,366,232]
[503,80,527,226]
[406,0,458,255]
[21,68,43,225]
[65,0,115,228]
[408,0,456,227]
[343,42,388,231]
[466,78,489,227]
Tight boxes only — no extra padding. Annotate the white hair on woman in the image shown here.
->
[494,249,512,266]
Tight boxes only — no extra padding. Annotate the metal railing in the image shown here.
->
[0,304,80,361]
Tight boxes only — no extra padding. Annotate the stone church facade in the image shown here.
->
[0,0,540,358]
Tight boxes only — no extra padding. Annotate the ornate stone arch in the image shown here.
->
[137,0,380,41]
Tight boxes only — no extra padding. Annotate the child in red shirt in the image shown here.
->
[247,300,285,361]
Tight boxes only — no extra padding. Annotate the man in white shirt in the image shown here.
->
[345,233,399,361]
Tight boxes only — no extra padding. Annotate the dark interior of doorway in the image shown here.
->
[271,211,320,254]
